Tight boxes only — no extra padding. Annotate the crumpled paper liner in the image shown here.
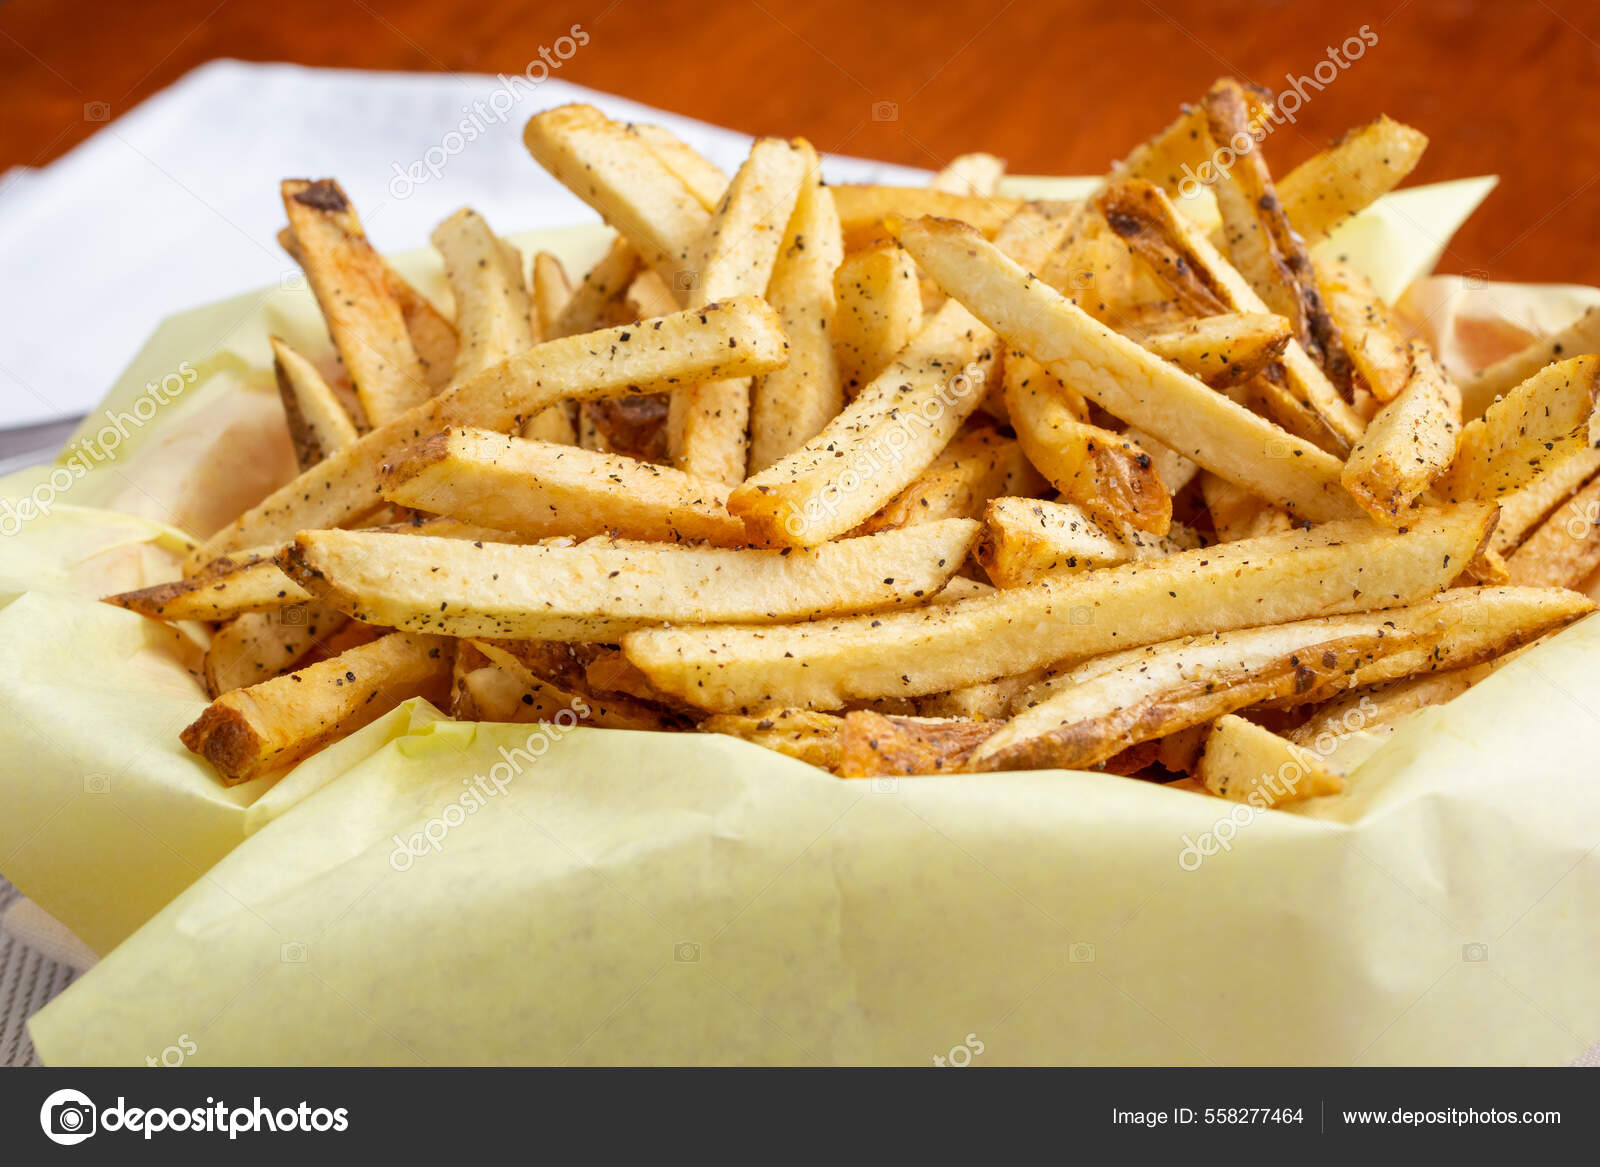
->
[7,178,1600,1064]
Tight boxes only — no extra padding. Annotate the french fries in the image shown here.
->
[284,520,979,641]
[893,214,1361,521]
[382,426,746,545]
[125,85,1600,806]
[968,587,1591,772]
[195,297,788,559]
[622,507,1496,712]
[182,631,452,783]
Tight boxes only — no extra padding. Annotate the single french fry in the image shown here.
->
[1276,115,1430,245]
[832,186,1021,247]
[270,336,360,469]
[1460,307,1600,420]
[969,586,1591,772]
[551,237,643,339]
[729,298,998,546]
[1492,449,1600,552]
[1107,78,1273,196]
[748,145,846,472]
[282,179,432,425]
[703,710,843,771]
[1137,312,1293,388]
[524,105,710,293]
[530,251,572,340]
[1095,180,1364,452]
[1199,471,1293,542]
[279,224,456,392]
[626,268,678,320]
[856,427,1044,534]
[1506,474,1600,588]
[107,553,311,620]
[976,496,1200,586]
[284,519,979,642]
[182,631,452,783]
[1198,715,1345,806]
[469,639,678,730]
[194,297,788,560]
[433,208,575,445]
[1203,81,1351,394]
[1002,350,1172,534]
[1315,256,1410,403]
[1342,343,1462,523]
[930,153,1006,196]
[1443,356,1600,501]
[837,712,997,776]
[382,426,747,545]
[670,137,812,483]
[893,214,1361,521]
[203,604,348,696]
[1123,427,1199,495]
[622,506,1496,712]
[625,122,729,211]
[832,246,924,398]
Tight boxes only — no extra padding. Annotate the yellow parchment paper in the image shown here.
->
[9,178,1600,1065]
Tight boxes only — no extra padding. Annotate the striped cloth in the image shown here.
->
[0,877,77,1066]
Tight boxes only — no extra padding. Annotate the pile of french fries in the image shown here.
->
[106,81,1600,806]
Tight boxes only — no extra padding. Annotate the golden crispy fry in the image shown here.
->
[622,506,1496,712]
[969,586,1591,772]
[832,246,924,398]
[624,122,729,211]
[1443,356,1600,501]
[893,214,1361,521]
[1316,256,1410,402]
[748,145,846,472]
[832,186,1021,247]
[1506,473,1600,588]
[1341,343,1462,523]
[703,709,843,770]
[530,251,573,340]
[1094,181,1364,452]
[1002,351,1172,534]
[1137,312,1293,388]
[1199,472,1293,543]
[182,631,452,783]
[930,153,1006,196]
[269,336,360,470]
[730,298,997,546]
[432,208,575,445]
[976,496,1200,586]
[469,639,679,730]
[382,426,747,545]
[1108,78,1274,195]
[195,297,788,560]
[856,427,1043,534]
[838,712,997,776]
[285,519,978,641]
[1461,307,1600,420]
[524,105,709,292]
[915,667,1050,720]
[1276,116,1429,245]
[1202,82,1352,395]
[107,552,310,620]
[669,138,812,483]
[1492,449,1600,552]
[1123,427,1199,495]
[1198,715,1345,806]
[282,179,432,425]
[1288,665,1492,750]
[202,604,348,696]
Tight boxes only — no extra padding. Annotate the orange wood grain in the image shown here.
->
[1,0,1596,284]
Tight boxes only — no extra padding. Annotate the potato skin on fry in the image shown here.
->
[838,712,996,777]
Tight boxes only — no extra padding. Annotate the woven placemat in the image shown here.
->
[0,876,78,1067]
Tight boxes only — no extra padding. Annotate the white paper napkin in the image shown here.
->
[0,60,928,430]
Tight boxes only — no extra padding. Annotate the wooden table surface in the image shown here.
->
[1,0,1596,284]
